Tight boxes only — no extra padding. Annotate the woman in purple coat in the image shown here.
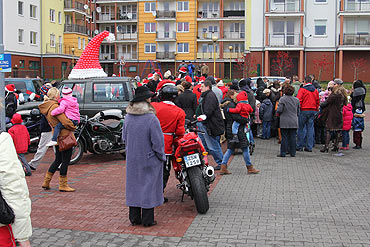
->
[122,86,166,227]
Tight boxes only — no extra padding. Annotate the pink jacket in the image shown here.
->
[342,104,353,131]
[51,96,80,122]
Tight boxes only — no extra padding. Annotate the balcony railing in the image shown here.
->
[117,33,138,41]
[269,0,301,12]
[45,43,75,55]
[156,10,176,19]
[64,0,85,12]
[117,12,137,20]
[223,10,245,17]
[117,52,138,60]
[156,31,176,40]
[197,52,220,59]
[198,10,220,18]
[99,53,116,60]
[223,52,244,59]
[342,34,370,46]
[197,31,220,40]
[98,13,115,21]
[344,1,370,11]
[223,31,245,39]
[156,52,176,59]
[64,24,88,35]
[268,33,301,47]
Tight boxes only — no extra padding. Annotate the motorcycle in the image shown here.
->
[172,116,215,214]
[70,109,125,165]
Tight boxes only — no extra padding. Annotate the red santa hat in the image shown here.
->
[142,79,149,84]
[5,84,15,92]
[198,76,206,83]
[179,67,187,73]
[68,31,115,79]
[156,79,176,92]
[147,73,154,80]
[185,75,192,83]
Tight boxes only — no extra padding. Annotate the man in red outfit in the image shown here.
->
[152,84,186,202]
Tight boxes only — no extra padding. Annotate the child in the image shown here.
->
[47,87,80,146]
[340,98,353,150]
[227,91,253,143]
[259,89,274,139]
[254,100,262,138]
[352,108,365,149]
[8,113,32,176]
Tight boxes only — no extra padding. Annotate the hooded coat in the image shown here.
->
[259,98,274,122]
[342,104,353,131]
[351,86,366,113]
[276,95,300,129]
[51,95,80,122]
[297,84,320,111]
[8,114,30,154]
[320,93,347,130]
[122,102,165,208]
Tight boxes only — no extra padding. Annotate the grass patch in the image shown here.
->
[320,82,370,104]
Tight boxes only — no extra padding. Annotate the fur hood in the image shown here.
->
[126,102,156,115]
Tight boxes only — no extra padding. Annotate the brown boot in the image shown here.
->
[59,176,75,192]
[220,164,232,175]
[41,172,54,190]
[247,165,260,174]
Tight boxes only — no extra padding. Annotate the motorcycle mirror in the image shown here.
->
[197,115,207,122]
[100,111,105,118]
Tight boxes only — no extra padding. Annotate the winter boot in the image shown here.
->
[220,164,232,175]
[41,172,54,190]
[59,176,76,192]
[247,165,260,174]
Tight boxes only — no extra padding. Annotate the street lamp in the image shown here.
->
[229,45,233,80]
[212,35,218,78]
[71,47,75,67]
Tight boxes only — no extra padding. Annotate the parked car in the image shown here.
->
[250,76,286,87]
[5,78,43,101]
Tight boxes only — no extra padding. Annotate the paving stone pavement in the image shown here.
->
[30,126,370,246]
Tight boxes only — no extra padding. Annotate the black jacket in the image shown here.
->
[5,92,17,119]
[40,114,52,133]
[222,97,249,149]
[175,90,198,121]
[199,90,224,136]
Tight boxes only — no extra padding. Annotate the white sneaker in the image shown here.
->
[46,141,58,147]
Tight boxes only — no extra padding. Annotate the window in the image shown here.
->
[83,39,86,49]
[144,23,156,33]
[65,15,71,25]
[357,20,369,34]
[144,43,156,53]
[177,43,189,53]
[315,20,327,36]
[129,66,137,72]
[144,2,156,12]
[50,9,55,22]
[93,83,126,102]
[177,22,189,32]
[178,1,189,11]
[19,60,25,69]
[30,5,37,18]
[58,12,62,24]
[50,34,55,47]
[18,29,24,43]
[29,61,40,70]
[273,21,285,34]
[78,37,81,49]
[18,1,24,15]
[30,31,37,45]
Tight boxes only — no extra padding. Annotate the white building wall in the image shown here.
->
[249,0,264,51]
[4,0,41,56]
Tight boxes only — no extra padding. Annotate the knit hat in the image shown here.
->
[11,113,23,124]
[62,87,73,95]
[164,70,171,79]
[230,84,239,91]
[179,67,187,73]
[236,91,248,102]
[355,108,363,114]
[40,83,52,96]
[5,84,15,92]
[334,78,343,85]
[68,31,115,79]
[156,79,176,92]
[256,100,261,105]
[319,91,325,97]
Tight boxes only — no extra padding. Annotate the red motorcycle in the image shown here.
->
[172,117,215,214]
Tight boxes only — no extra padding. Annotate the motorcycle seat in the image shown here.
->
[100,119,121,129]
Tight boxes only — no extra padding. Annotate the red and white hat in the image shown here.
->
[179,67,187,73]
[62,87,73,95]
[68,31,115,79]
[5,84,15,92]
[147,73,154,80]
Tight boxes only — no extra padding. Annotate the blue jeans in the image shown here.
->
[297,111,316,150]
[232,121,240,135]
[249,129,255,144]
[18,153,32,175]
[222,147,252,167]
[342,130,350,147]
[52,120,78,141]
[280,128,297,157]
[197,122,224,165]
[262,121,272,139]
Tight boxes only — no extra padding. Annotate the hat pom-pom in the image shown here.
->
[106,33,115,43]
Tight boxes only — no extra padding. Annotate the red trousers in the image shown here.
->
[353,131,363,147]
[0,225,16,247]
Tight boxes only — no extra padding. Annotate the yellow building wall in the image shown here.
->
[41,0,65,54]
[245,0,251,51]
[137,1,157,61]
[63,33,88,57]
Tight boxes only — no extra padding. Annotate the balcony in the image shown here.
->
[45,43,75,55]
[223,31,245,40]
[223,52,243,59]
[156,52,176,59]
[269,0,301,13]
[98,13,115,21]
[117,33,137,41]
[117,12,137,21]
[64,0,86,14]
[99,53,116,60]
[198,10,220,19]
[156,10,176,19]
[268,33,301,47]
[223,10,245,17]
[117,52,138,60]
[343,1,370,11]
[64,24,89,35]
[342,34,370,46]
[197,31,220,40]
[156,31,176,40]
[197,52,220,59]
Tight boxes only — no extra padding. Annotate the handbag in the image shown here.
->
[58,131,77,152]
[0,190,15,225]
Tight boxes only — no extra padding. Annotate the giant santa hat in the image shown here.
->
[68,31,115,79]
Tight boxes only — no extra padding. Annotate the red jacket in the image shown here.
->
[8,114,30,154]
[152,101,186,154]
[342,104,353,131]
[193,84,202,103]
[218,86,228,99]
[297,84,320,111]
[228,102,253,119]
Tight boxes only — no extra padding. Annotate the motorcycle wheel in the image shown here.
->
[69,139,84,165]
[187,166,209,214]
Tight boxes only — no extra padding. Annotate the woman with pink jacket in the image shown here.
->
[47,87,80,146]
[340,99,353,150]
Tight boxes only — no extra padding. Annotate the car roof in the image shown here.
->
[62,77,132,83]
[5,78,40,81]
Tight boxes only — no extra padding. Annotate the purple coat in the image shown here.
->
[122,102,165,208]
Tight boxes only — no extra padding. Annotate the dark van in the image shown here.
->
[5,78,43,101]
